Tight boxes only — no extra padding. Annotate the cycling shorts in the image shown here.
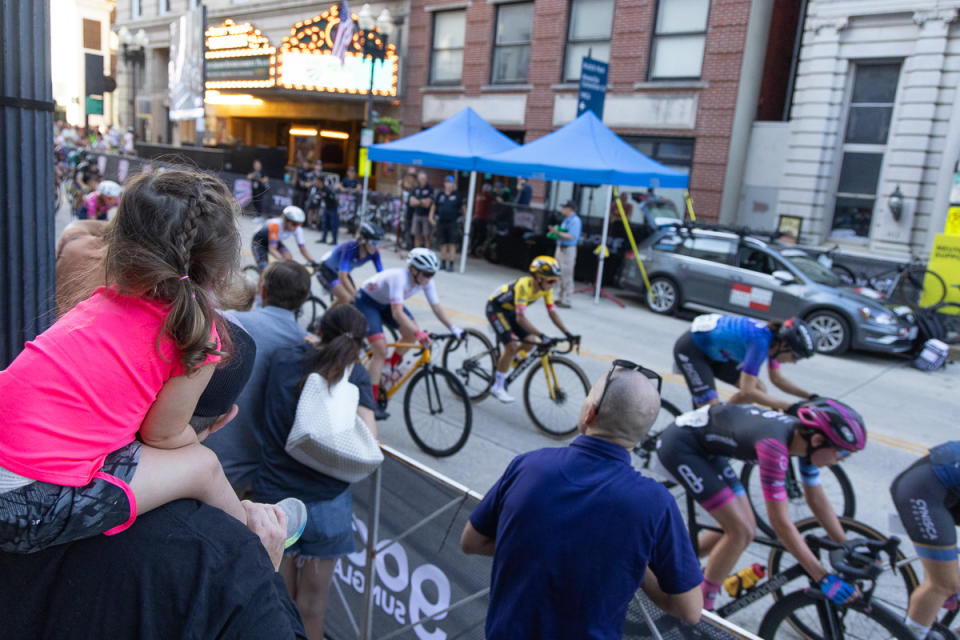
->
[656,425,746,513]
[354,290,413,340]
[251,238,290,268]
[315,264,340,292]
[485,301,529,344]
[891,456,959,562]
[673,331,741,405]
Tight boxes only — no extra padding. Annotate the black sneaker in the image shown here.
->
[374,405,390,421]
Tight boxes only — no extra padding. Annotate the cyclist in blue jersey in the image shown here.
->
[890,442,960,640]
[315,222,384,309]
[673,314,818,410]
[656,398,867,611]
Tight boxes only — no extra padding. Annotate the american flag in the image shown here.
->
[332,0,355,65]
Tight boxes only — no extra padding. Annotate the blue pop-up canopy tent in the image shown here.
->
[475,110,689,302]
[367,107,519,272]
[475,109,689,187]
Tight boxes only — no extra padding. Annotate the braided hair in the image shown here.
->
[104,169,241,372]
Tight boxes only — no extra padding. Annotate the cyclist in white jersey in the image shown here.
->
[354,249,462,417]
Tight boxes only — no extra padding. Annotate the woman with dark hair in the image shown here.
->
[252,305,377,639]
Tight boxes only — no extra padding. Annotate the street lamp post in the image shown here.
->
[117,27,148,134]
[357,5,391,216]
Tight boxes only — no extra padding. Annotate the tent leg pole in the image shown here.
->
[594,185,613,304]
[459,171,477,274]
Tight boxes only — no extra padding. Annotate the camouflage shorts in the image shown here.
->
[0,441,141,553]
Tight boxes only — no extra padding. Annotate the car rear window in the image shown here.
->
[675,236,735,264]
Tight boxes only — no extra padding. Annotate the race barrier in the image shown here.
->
[324,445,760,640]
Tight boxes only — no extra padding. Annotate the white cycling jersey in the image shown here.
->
[360,268,439,306]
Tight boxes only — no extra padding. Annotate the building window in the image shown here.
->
[131,0,142,19]
[159,0,170,13]
[649,0,709,79]
[831,62,901,240]
[563,0,613,82]
[83,19,102,50]
[491,3,533,84]
[430,10,466,85]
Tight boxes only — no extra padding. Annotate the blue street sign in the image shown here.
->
[577,57,608,118]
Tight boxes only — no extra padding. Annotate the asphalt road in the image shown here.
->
[56,202,960,635]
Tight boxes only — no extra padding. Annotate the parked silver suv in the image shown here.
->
[620,227,917,355]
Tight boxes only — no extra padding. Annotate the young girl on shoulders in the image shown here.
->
[0,169,304,556]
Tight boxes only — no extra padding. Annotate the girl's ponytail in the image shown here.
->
[302,305,368,388]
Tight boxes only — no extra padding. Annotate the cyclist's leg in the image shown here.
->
[329,282,352,309]
[673,331,719,407]
[698,456,749,556]
[252,239,270,271]
[355,293,388,390]
[486,303,521,378]
[892,457,960,630]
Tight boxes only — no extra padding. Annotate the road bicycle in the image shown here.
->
[441,331,589,438]
[362,332,472,458]
[860,258,947,310]
[930,300,960,344]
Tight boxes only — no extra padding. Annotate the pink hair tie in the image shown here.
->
[179,275,190,281]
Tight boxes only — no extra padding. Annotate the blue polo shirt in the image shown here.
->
[558,213,581,246]
[470,435,702,640]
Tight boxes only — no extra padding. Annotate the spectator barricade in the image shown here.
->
[324,445,760,640]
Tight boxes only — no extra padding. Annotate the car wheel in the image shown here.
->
[646,277,680,315]
[805,310,850,355]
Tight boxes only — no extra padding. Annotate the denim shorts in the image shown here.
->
[0,441,142,553]
[286,490,356,559]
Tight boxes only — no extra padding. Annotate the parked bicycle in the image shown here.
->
[816,245,858,286]
[860,257,947,310]
[442,331,589,438]
[362,332,472,457]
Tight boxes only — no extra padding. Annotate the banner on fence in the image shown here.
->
[323,447,758,640]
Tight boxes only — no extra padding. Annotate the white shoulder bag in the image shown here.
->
[284,366,383,483]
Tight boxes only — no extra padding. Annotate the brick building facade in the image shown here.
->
[400,0,786,220]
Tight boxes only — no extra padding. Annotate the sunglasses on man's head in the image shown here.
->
[595,359,662,415]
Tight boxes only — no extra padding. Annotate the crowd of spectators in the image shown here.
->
[4,166,706,640]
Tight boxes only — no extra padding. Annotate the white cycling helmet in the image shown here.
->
[407,247,440,274]
[97,180,122,198]
[282,205,305,224]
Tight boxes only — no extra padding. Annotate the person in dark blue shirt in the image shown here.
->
[462,361,702,639]
[673,313,818,409]
[514,176,532,206]
[316,222,385,308]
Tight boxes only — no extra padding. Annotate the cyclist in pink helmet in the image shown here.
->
[656,398,866,611]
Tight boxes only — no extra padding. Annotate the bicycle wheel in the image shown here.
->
[934,302,960,344]
[758,589,917,640]
[742,461,855,538]
[896,266,946,309]
[831,264,858,287]
[403,366,472,457]
[304,295,327,335]
[767,516,919,618]
[441,328,497,401]
[522,355,590,438]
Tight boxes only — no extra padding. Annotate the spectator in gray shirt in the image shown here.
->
[205,261,312,493]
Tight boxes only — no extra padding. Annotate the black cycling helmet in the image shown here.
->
[778,317,816,359]
[358,222,384,242]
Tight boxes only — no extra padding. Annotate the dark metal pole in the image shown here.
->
[0,0,56,366]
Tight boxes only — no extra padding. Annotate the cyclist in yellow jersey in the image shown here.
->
[485,256,574,403]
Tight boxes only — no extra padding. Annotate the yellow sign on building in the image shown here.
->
[946,206,960,236]
[924,233,960,306]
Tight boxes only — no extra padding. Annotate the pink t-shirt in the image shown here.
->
[0,286,219,486]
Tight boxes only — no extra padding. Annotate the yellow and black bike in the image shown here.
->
[442,331,588,438]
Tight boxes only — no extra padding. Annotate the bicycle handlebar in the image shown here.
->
[804,534,902,584]
[539,335,581,355]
